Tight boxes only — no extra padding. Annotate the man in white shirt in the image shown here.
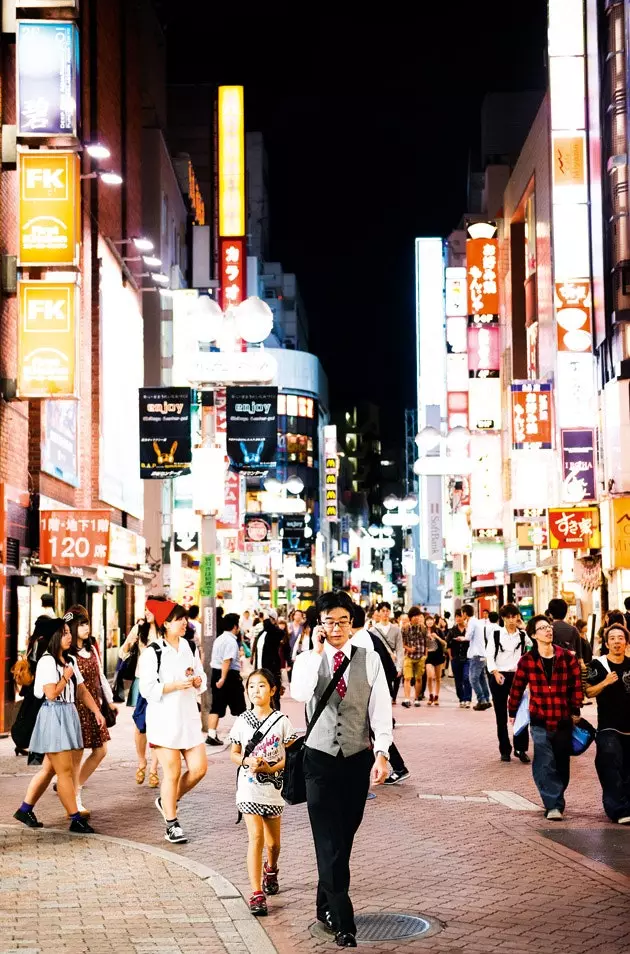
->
[463,604,492,710]
[372,602,404,696]
[205,613,246,748]
[486,604,530,763]
[292,591,392,948]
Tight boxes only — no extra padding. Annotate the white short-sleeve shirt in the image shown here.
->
[34,653,83,702]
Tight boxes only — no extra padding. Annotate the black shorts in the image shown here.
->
[210,668,246,718]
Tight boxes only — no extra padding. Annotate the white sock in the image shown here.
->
[207,728,217,738]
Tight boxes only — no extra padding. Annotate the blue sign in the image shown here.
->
[17,20,80,137]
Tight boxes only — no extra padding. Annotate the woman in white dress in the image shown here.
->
[138,601,208,844]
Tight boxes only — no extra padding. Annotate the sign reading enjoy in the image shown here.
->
[226,387,278,473]
[139,387,192,479]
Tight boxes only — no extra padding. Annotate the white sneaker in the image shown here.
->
[617,816,630,825]
[546,808,564,821]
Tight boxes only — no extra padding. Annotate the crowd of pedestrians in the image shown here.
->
[9,589,630,947]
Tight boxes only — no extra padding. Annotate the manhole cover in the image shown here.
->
[310,912,442,943]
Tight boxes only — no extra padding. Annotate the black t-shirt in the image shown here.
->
[542,656,554,684]
[586,657,630,733]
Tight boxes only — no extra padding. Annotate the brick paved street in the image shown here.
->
[2,677,630,954]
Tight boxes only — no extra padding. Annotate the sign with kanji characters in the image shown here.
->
[548,506,600,549]
[466,237,499,322]
[555,279,593,353]
[324,425,339,522]
[511,382,553,450]
[217,470,243,530]
[200,554,216,598]
[445,267,467,317]
[218,86,245,237]
[467,325,500,378]
[17,21,80,137]
[18,281,77,397]
[139,387,192,479]
[219,237,246,311]
[19,151,80,266]
[226,387,278,473]
[561,429,596,502]
[39,510,111,566]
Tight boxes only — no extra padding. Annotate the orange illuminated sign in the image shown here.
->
[511,382,553,450]
[466,237,499,320]
[188,161,205,225]
[18,281,76,397]
[218,85,245,236]
[548,506,600,550]
[219,237,245,310]
[553,134,586,189]
[18,150,80,266]
[39,510,111,566]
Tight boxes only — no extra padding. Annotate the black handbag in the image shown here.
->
[11,684,43,752]
[101,698,118,728]
[120,642,139,681]
[283,647,356,806]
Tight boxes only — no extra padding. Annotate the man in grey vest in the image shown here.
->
[291,591,393,948]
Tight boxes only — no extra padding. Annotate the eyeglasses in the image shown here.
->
[535,623,553,633]
[321,618,352,631]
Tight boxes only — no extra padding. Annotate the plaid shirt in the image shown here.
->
[508,645,583,732]
[403,624,428,660]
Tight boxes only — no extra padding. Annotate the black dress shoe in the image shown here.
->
[516,752,531,764]
[500,754,511,762]
[335,933,357,948]
[316,910,336,934]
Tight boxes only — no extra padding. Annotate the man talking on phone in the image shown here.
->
[291,591,393,948]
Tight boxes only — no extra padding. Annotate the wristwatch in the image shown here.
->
[375,750,388,759]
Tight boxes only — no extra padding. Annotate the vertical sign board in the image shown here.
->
[219,237,245,311]
[561,428,596,501]
[225,387,278,473]
[218,86,245,237]
[511,382,553,450]
[17,21,80,137]
[18,281,76,397]
[466,236,500,431]
[19,151,80,267]
[138,388,192,479]
[323,424,338,522]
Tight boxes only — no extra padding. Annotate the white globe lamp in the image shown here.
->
[194,295,224,342]
[234,296,274,343]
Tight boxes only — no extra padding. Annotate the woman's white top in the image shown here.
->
[34,653,84,703]
[78,646,114,703]
[138,637,207,750]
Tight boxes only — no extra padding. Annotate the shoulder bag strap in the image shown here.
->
[243,712,285,758]
[304,646,356,744]
[598,656,611,674]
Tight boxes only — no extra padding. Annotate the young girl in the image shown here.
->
[230,669,296,916]
[425,613,448,705]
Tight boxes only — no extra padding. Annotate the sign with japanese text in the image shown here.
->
[548,506,600,549]
[218,85,245,237]
[18,280,76,397]
[19,150,80,266]
[552,133,587,193]
[17,21,80,137]
[139,387,192,479]
[324,424,339,522]
[217,470,243,530]
[561,429,596,502]
[226,387,278,473]
[466,237,499,322]
[219,237,245,311]
[200,554,216,598]
[39,509,111,566]
[445,267,467,317]
[511,382,553,450]
[555,279,593,353]
[467,325,500,378]
[610,496,630,569]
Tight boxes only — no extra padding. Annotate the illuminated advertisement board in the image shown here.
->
[511,382,553,450]
[18,280,76,397]
[219,237,245,311]
[17,20,80,137]
[218,85,245,237]
[18,150,80,266]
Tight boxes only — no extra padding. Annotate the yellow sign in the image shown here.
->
[218,86,245,236]
[611,497,630,569]
[19,150,80,266]
[18,281,76,397]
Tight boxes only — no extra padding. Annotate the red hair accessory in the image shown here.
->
[146,599,178,629]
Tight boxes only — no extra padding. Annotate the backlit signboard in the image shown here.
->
[555,279,593,352]
[324,424,338,522]
[548,506,600,549]
[219,237,245,311]
[18,280,76,397]
[39,510,110,567]
[466,238,499,321]
[17,20,80,137]
[18,150,80,266]
[511,382,553,450]
[218,85,245,237]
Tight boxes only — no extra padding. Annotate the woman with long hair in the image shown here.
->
[123,606,161,786]
[138,600,208,844]
[425,613,448,705]
[13,617,106,832]
[11,615,59,757]
[67,605,116,815]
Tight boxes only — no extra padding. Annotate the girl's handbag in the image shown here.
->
[283,647,356,806]
[100,698,118,728]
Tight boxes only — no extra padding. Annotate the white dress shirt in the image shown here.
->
[139,637,207,750]
[466,617,488,659]
[350,628,374,651]
[291,639,393,755]
[486,628,528,674]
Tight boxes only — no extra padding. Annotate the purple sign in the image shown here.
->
[561,429,596,501]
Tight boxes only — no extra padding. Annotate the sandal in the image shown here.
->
[135,766,146,785]
[148,772,159,788]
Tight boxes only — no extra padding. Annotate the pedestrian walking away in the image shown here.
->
[229,668,297,916]
[486,604,530,762]
[14,617,106,834]
[447,610,472,707]
[508,614,583,820]
[463,604,492,709]
[291,591,392,948]
[138,600,208,844]
[206,612,247,747]
[585,623,630,824]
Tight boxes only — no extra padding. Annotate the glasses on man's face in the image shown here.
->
[535,623,552,633]
[321,617,352,631]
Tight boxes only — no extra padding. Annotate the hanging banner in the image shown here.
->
[548,506,601,549]
[226,387,278,472]
[511,382,553,450]
[466,237,499,321]
[39,509,111,566]
[41,398,79,487]
[323,424,339,522]
[17,20,80,137]
[216,470,243,530]
[561,428,596,502]
[19,151,80,266]
[18,280,76,397]
[139,387,192,479]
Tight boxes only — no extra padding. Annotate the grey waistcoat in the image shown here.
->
[306,647,372,757]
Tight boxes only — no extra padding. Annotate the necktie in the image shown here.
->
[333,650,347,699]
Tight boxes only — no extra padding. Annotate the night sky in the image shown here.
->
[165,4,548,445]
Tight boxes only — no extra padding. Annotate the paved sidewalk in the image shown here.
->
[2,677,630,953]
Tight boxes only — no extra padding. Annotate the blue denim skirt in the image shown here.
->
[29,701,83,753]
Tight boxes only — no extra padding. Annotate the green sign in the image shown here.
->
[453,571,464,598]
[200,554,216,598]
[272,587,279,609]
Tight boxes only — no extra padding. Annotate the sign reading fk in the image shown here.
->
[19,151,80,266]
[18,281,76,397]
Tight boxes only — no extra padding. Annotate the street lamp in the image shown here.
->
[81,170,123,185]
[414,425,472,476]
[112,236,155,252]
[84,142,111,160]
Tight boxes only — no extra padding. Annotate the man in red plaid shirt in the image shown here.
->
[508,613,583,820]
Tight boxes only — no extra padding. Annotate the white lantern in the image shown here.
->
[195,295,224,342]
[192,446,226,514]
[234,296,274,343]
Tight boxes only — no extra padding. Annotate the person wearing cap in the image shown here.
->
[138,600,208,844]
[251,608,284,709]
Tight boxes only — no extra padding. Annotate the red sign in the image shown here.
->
[217,470,242,530]
[39,509,111,566]
[447,391,468,430]
[467,325,500,377]
[555,280,593,353]
[511,383,553,450]
[219,237,245,311]
[548,507,600,549]
[466,238,499,320]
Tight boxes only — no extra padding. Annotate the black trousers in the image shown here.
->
[304,746,374,935]
[489,671,529,757]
